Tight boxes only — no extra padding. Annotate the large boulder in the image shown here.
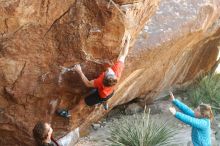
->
[0,0,159,145]
[0,0,220,145]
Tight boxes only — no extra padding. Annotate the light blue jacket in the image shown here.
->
[172,99,211,146]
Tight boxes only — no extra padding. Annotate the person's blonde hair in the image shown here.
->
[199,104,214,121]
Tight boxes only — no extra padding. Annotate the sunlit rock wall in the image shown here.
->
[0,0,220,145]
[0,0,160,145]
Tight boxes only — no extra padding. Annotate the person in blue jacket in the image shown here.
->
[169,91,214,146]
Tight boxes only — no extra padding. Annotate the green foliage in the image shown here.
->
[107,112,178,146]
[187,74,220,112]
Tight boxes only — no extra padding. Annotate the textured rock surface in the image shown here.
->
[0,0,220,145]
[0,0,159,145]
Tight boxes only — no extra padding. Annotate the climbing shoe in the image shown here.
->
[56,109,71,118]
[102,102,109,110]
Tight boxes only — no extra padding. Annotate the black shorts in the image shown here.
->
[84,89,114,106]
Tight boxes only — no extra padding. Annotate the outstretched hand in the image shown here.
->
[169,91,175,101]
[169,107,176,115]
[74,64,82,73]
[127,33,131,41]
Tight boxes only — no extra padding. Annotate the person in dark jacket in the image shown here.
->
[33,121,59,146]
[169,91,214,146]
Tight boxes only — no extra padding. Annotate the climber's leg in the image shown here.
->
[84,89,101,106]
[56,98,85,118]
[56,109,71,118]
[100,92,114,110]
[56,90,97,118]
[68,97,85,113]
[84,90,114,110]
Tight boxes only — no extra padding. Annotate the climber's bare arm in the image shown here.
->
[74,64,95,88]
[118,33,131,63]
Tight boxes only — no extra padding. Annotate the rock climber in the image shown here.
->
[57,32,131,118]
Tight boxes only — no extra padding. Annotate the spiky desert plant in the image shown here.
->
[187,74,220,113]
[107,110,178,146]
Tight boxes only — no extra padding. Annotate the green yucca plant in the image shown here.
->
[107,110,178,146]
[187,74,220,112]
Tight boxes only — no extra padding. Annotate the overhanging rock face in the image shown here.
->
[0,0,159,145]
[0,0,220,145]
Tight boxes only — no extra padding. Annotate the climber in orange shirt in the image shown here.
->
[57,33,131,118]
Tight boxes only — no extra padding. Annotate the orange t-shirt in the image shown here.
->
[94,61,124,98]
